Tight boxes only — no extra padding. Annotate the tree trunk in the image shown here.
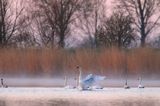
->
[59,34,65,48]
[140,26,146,47]
[141,36,146,47]
[0,24,3,45]
[0,34,2,45]
[51,31,55,48]
[118,35,122,48]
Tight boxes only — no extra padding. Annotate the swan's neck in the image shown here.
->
[125,79,128,85]
[79,69,82,81]
[64,76,67,87]
[1,79,3,85]
[78,68,82,87]
[139,77,142,85]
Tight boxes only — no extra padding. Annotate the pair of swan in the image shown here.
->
[64,66,106,90]
[124,77,144,89]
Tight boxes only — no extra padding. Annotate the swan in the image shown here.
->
[64,76,68,87]
[124,79,130,89]
[64,76,76,89]
[76,66,106,90]
[82,74,106,89]
[138,77,144,88]
[77,66,83,90]
[1,78,8,88]
[64,66,106,90]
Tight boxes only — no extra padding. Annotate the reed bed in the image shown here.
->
[0,48,159,77]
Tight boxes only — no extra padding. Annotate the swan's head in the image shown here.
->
[76,66,81,72]
[76,66,80,69]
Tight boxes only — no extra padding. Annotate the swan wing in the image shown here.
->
[82,74,95,85]
[93,75,106,82]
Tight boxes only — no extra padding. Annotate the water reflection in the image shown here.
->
[0,99,159,106]
[0,100,6,106]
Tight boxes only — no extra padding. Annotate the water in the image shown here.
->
[0,88,160,106]
[0,98,159,106]
[3,78,160,87]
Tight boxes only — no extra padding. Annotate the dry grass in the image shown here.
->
[0,47,159,77]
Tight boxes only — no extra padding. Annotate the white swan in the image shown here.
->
[77,66,83,90]
[77,66,106,90]
[64,76,76,89]
[1,78,8,88]
[64,66,106,90]
[124,79,130,89]
[138,77,144,88]
[64,76,67,87]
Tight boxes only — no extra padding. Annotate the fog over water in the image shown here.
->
[0,88,160,106]
[1,77,160,87]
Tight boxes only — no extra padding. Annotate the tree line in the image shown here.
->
[0,0,160,48]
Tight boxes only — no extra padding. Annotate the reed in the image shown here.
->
[0,48,159,77]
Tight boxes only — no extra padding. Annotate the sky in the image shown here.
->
[13,0,160,47]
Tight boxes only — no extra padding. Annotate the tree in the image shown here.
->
[151,36,160,48]
[0,0,24,47]
[33,0,85,48]
[75,0,107,48]
[117,0,160,47]
[96,11,135,48]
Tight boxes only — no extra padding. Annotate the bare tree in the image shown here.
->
[35,12,57,48]
[96,11,135,48]
[0,0,24,47]
[14,15,39,48]
[75,0,107,48]
[117,0,160,47]
[31,0,56,48]
[33,0,85,48]
[151,36,160,48]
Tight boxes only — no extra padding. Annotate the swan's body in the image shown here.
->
[138,77,144,88]
[64,85,76,89]
[82,74,105,89]
[77,66,106,90]
[124,84,130,89]
[64,66,106,90]
[1,79,4,87]
[92,85,104,89]
[64,76,77,89]
[1,78,8,88]
[124,80,130,89]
